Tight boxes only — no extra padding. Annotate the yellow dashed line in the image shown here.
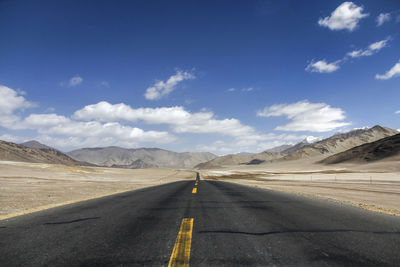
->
[169,218,194,267]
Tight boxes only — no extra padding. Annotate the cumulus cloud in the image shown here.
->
[73,101,255,137]
[347,38,390,58]
[0,85,34,128]
[196,141,234,154]
[375,60,400,80]
[0,134,25,143]
[195,133,311,155]
[19,113,175,145]
[318,2,368,31]
[72,101,328,152]
[0,86,176,148]
[376,13,391,26]
[61,75,83,87]
[257,100,350,132]
[144,71,195,100]
[23,113,71,128]
[306,60,340,73]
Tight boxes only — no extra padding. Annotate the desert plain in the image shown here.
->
[1,157,400,220]
[0,160,195,220]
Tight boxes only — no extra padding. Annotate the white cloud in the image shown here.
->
[33,134,169,150]
[19,113,175,146]
[144,71,195,100]
[0,87,176,148]
[395,110,400,114]
[23,113,71,128]
[306,60,340,73]
[195,132,313,155]
[0,85,35,128]
[375,60,400,80]
[227,88,235,92]
[376,13,391,26]
[318,2,369,31]
[242,87,254,92]
[257,100,350,132]
[68,75,83,87]
[74,101,191,124]
[308,38,390,74]
[73,101,255,137]
[347,38,389,58]
[0,134,25,143]
[196,141,234,154]
[0,85,33,114]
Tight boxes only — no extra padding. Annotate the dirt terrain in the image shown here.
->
[0,161,194,219]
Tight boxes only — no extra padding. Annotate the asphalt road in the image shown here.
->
[1,176,400,266]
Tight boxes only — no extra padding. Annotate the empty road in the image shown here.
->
[1,176,400,266]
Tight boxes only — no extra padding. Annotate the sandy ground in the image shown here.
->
[200,160,400,216]
[2,158,400,220]
[0,161,195,219]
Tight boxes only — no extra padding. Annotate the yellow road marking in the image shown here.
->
[192,188,197,194]
[169,218,194,267]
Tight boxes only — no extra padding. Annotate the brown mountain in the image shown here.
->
[195,151,282,169]
[0,140,86,166]
[277,126,398,162]
[264,144,294,153]
[195,126,398,169]
[67,147,216,169]
[320,133,400,164]
[20,140,54,149]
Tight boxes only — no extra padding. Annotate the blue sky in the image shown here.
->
[0,0,399,154]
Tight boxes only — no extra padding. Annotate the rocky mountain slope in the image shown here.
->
[320,133,400,164]
[67,147,216,169]
[0,140,85,166]
[20,140,53,149]
[278,126,398,162]
[264,144,293,153]
[195,151,282,169]
[196,126,398,169]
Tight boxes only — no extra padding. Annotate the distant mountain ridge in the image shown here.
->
[320,133,400,164]
[0,140,86,166]
[264,144,293,153]
[67,146,216,169]
[195,125,399,169]
[195,151,283,169]
[278,126,398,162]
[20,140,53,149]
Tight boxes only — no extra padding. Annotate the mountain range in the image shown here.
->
[0,140,84,166]
[320,133,400,164]
[67,147,216,169]
[276,126,398,162]
[195,125,399,169]
[0,125,398,169]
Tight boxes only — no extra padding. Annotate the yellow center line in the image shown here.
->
[192,188,197,194]
[169,218,194,267]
